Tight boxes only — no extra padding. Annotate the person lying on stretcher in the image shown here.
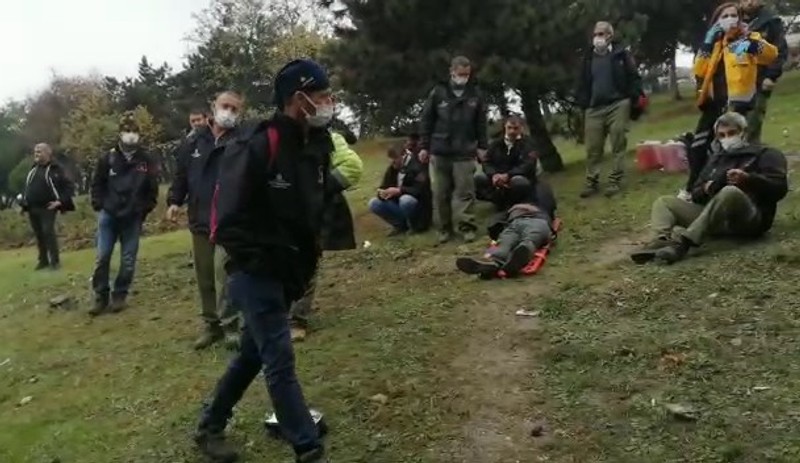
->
[457,183,556,279]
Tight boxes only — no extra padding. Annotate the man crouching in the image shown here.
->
[631,112,788,265]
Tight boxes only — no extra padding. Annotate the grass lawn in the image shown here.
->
[3,73,800,463]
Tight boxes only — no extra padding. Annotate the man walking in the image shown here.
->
[168,93,244,349]
[194,59,332,463]
[20,143,74,270]
[89,112,159,316]
[419,56,488,243]
[741,0,788,143]
[575,21,643,198]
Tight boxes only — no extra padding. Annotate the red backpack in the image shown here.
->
[209,126,280,244]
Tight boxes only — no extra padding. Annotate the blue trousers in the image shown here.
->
[368,194,419,230]
[91,210,142,299]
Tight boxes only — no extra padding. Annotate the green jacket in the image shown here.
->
[322,131,363,251]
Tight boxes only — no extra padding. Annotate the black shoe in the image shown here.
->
[35,262,48,271]
[579,184,599,199]
[109,294,128,313]
[194,431,239,463]
[456,257,499,278]
[502,244,533,276]
[194,325,225,350]
[437,230,454,245]
[297,447,327,463]
[630,237,671,265]
[89,296,109,317]
[655,238,692,265]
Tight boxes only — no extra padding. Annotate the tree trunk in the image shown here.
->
[520,89,564,172]
[669,53,682,101]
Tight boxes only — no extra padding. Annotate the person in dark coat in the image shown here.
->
[89,112,159,315]
[475,115,539,210]
[194,59,334,463]
[20,143,75,270]
[632,112,788,265]
[369,143,432,235]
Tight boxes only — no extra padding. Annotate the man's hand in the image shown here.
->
[418,150,430,164]
[46,201,61,211]
[477,149,488,162]
[703,181,714,194]
[727,169,750,186]
[763,78,776,92]
[383,187,402,199]
[166,205,180,222]
[492,173,509,187]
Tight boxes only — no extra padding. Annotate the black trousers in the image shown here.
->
[28,208,59,266]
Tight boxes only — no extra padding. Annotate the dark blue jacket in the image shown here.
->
[168,126,236,236]
[91,146,159,219]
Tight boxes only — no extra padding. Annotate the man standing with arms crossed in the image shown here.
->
[194,59,333,463]
[419,56,488,244]
[168,93,244,350]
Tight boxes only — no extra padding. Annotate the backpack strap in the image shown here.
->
[267,126,279,167]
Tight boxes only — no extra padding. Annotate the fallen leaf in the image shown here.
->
[665,403,698,421]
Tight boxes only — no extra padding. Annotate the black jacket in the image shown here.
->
[91,147,159,219]
[22,162,75,212]
[575,43,643,110]
[482,136,539,180]
[747,6,788,85]
[488,181,557,241]
[168,125,237,236]
[321,172,356,251]
[691,144,788,234]
[212,115,332,302]
[378,152,433,232]
[419,80,488,158]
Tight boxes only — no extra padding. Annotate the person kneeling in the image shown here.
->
[631,112,788,265]
[369,144,432,236]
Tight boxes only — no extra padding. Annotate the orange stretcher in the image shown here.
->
[488,217,562,279]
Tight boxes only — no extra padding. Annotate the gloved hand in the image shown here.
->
[704,23,723,44]
[733,40,751,57]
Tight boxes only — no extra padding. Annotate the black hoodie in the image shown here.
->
[91,146,159,219]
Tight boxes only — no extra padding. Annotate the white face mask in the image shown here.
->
[120,132,140,146]
[720,135,745,151]
[719,16,739,32]
[451,75,469,87]
[301,93,335,128]
[214,108,238,129]
[593,36,608,50]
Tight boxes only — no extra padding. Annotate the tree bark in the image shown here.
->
[520,89,564,172]
[669,53,682,101]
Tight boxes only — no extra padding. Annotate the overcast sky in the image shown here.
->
[0,0,204,103]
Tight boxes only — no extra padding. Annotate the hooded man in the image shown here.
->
[89,112,159,315]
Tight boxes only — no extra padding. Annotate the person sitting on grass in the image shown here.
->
[474,115,540,210]
[368,144,432,236]
[456,182,556,279]
[631,112,788,265]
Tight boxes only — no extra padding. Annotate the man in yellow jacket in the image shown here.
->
[290,130,363,341]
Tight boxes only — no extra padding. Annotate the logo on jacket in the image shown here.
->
[191,149,201,158]
[269,173,291,189]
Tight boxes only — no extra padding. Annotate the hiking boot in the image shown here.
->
[89,296,109,317]
[502,244,533,276]
[194,325,224,350]
[109,294,128,314]
[35,262,48,271]
[387,228,408,238]
[194,430,239,463]
[297,447,327,463]
[579,184,599,199]
[604,183,621,198]
[630,237,672,265]
[456,256,499,278]
[462,230,477,243]
[655,238,693,265]
[437,230,454,245]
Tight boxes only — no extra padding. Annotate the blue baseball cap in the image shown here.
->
[273,59,331,109]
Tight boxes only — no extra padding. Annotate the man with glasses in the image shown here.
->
[630,112,788,266]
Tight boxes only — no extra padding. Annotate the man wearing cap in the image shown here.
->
[194,59,333,463]
[89,112,159,316]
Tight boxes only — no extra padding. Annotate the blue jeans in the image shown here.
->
[368,195,418,231]
[92,210,143,299]
[199,272,321,456]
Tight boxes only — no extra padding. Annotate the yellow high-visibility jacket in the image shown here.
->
[694,31,778,108]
